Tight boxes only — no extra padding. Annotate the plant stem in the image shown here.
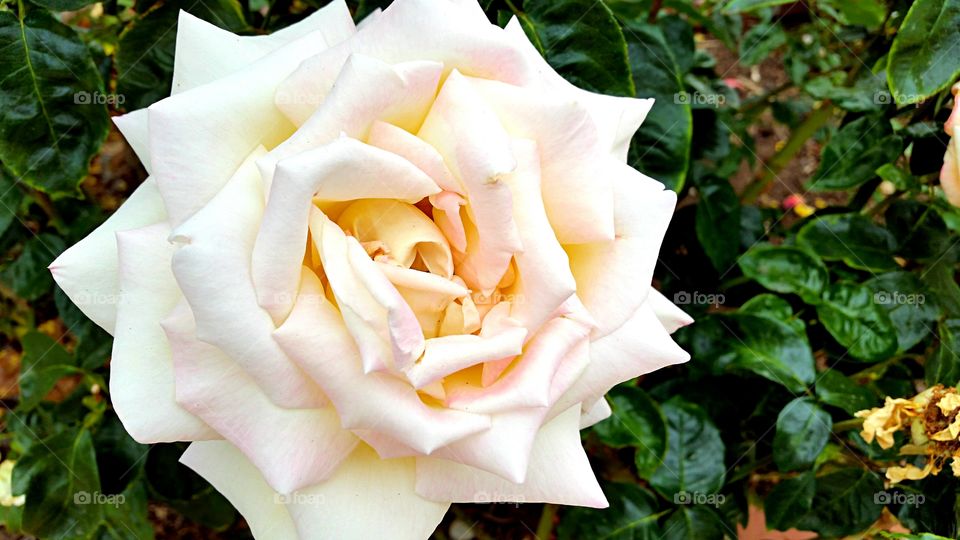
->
[833,418,865,432]
[536,504,557,540]
[648,0,663,23]
[741,103,835,203]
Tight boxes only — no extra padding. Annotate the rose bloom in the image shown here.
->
[942,82,960,207]
[51,0,690,537]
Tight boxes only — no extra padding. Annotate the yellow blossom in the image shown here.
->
[0,461,24,507]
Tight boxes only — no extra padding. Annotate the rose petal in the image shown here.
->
[170,147,326,409]
[943,140,960,207]
[164,302,358,494]
[367,120,460,193]
[647,288,694,333]
[112,223,216,442]
[112,109,151,173]
[415,404,608,508]
[579,397,612,429]
[171,1,355,93]
[274,267,492,454]
[49,178,167,334]
[405,329,527,390]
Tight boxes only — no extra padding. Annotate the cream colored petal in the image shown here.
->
[367,120,461,193]
[647,288,694,333]
[112,109,151,174]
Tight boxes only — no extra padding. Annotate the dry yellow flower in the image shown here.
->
[857,397,925,449]
[887,461,937,483]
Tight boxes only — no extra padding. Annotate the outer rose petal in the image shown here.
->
[180,441,298,540]
[171,2,355,93]
[567,164,678,337]
[647,288,694,333]
[580,397,612,429]
[367,120,460,193]
[943,140,960,207]
[170,147,326,409]
[112,110,151,173]
[112,223,216,442]
[163,302,358,494]
[415,404,608,508]
[49,178,166,334]
[273,268,492,455]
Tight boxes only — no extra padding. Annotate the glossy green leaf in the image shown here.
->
[1,233,65,301]
[738,244,828,303]
[30,0,98,10]
[815,369,878,414]
[773,398,832,471]
[821,0,887,28]
[0,7,109,196]
[926,319,960,386]
[0,168,24,239]
[723,0,794,13]
[18,331,84,412]
[865,272,938,352]
[623,20,692,191]
[592,386,667,478]
[714,313,816,392]
[557,483,661,540]
[797,468,884,537]
[887,0,960,105]
[797,213,897,272]
[764,471,815,531]
[695,176,740,271]
[649,397,725,499]
[808,116,902,191]
[661,505,727,540]
[816,282,898,361]
[520,0,634,97]
[739,294,804,333]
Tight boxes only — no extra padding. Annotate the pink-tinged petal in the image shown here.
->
[416,404,608,508]
[112,223,216,443]
[180,441,298,540]
[170,147,326,409]
[943,141,960,207]
[503,17,654,162]
[580,397,612,429]
[171,2,354,94]
[377,263,468,339]
[566,163,677,337]
[406,329,527,389]
[164,302,358,494]
[112,109,151,173]
[274,268,492,454]
[469,76,616,244]
[50,178,166,335]
[431,191,468,253]
[353,430,419,459]
[313,211,424,373]
[499,139,577,333]
[550,301,690,420]
[276,0,532,124]
[946,85,960,137]
[253,136,440,324]
[647,288,694,333]
[418,70,522,293]
[147,29,336,227]
[286,445,449,540]
[367,120,461,193]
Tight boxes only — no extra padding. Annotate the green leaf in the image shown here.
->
[592,386,667,478]
[661,505,726,540]
[738,22,787,67]
[821,0,887,28]
[649,397,725,499]
[887,0,960,105]
[30,0,98,11]
[808,116,902,191]
[18,331,84,412]
[739,294,804,333]
[695,176,740,271]
[116,0,248,110]
[145,443,235,529]
[764,471,815,530]
[623,20,692,191]
[557,483,661,540]
[797,468,884,537]
[0,169,24,239]
[865,272,938,352]
[773,398,832,472]
[1,233,65,301]
[816,282,898,361]
[926,319,960,386]
[797,213,897,272]
[12,428,102,539]
[715,313,816,392]
[0,6,109,196]
[738,244,828,304]
[723,0,794,13]
[815,370,878,414]
[520,0,634,97]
